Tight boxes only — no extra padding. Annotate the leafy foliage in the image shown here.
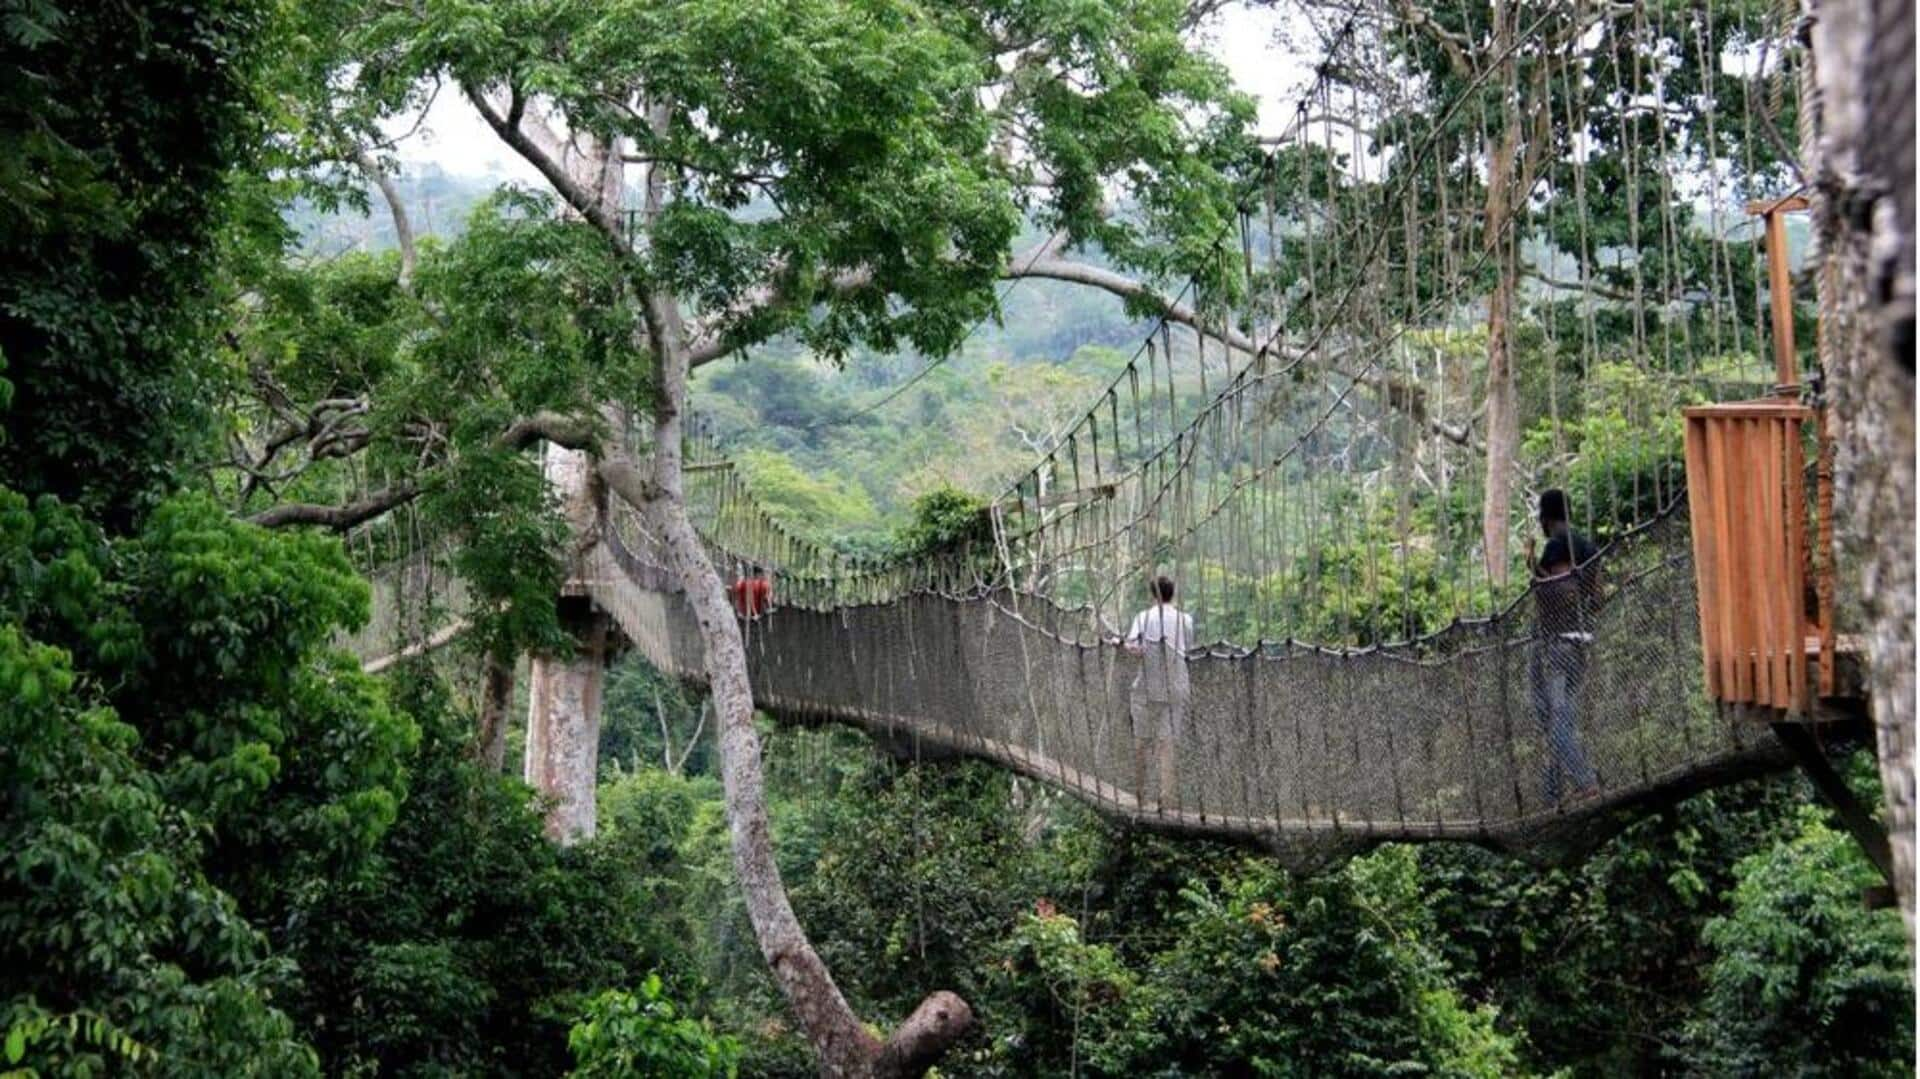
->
[1051,849,1525,1077]
[0,479,683,1076]
[0,488,329,1076]
[1685,808,1913,1076]
[894,487,993,558]
[270,668,665,1075]
[694,343,1134,533]
[6,0,1914,1076]
[568,976,741,1078]
[221,193,653,660]
[600,656,714,778]
[587,677,1912,1077]
[0,0,277,526]
[734,448,886,542]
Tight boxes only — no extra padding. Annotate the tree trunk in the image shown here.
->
[1481,250,1518,589]
[487,93,972,1073]
[353,148,417,290]
[1809,0,1916,935]
[597,295,973,1077]
[1480,42,1521,590]
[525,440,608,843]
[524,604,608,843]
[474,652,514,771]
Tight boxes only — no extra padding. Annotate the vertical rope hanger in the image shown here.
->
[1697,0,1743,366]
[1623,3,1651,528]
[1648,0,1686,509]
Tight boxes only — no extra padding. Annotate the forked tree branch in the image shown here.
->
[249,410,600,531]
[682,238,1235,369]
[465,83,628,241]
[250,483,420,530]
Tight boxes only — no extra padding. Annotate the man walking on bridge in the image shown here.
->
[1125,575,1193,810]
[1527,489,1601,803]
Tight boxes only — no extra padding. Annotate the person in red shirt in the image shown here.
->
[729,564,773,620]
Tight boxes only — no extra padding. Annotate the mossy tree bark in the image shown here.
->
[1808,0,1916,935]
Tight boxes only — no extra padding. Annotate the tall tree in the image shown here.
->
[1284,0,1796,578]
[1806,0,1916,934]
[238,1,1263,1072]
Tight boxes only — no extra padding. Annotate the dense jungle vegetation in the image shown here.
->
[1,0,1910,1075]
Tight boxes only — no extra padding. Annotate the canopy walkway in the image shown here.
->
[581,501,1840,866]
[353,476,1858,866]
[349,1,1881,868]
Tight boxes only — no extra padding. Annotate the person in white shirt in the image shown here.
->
[1124,575,1193,809]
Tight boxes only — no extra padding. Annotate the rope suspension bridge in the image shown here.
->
[351,0,1878,868]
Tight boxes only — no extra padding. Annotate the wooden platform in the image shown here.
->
[1767,632,1870,725]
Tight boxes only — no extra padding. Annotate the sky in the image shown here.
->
[382,4,1315,180]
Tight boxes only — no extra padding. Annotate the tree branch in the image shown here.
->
[352,148,417,290]
[249,483,419,530]
[502,410,598,451]
[873,993,975,1079]
[233,397,371,502]
[465,82,628,241]
[1522,268,1635,303]
[1339,367,1479,448]
[1391,0,1476,77]
[250,410,600,531]
[682,265,875,368]
[684,234,1478,461]
[672,699,708,776]
[1008,251,1269,356]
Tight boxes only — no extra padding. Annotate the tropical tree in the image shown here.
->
[1259,0,1799,582]
[0,0,277,527]
[225,1,1277,1072]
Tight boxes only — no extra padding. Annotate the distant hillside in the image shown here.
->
[285,165,501,256]
[286,171,1812,544]
[289,175,1155,536]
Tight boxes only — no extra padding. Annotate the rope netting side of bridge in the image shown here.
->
[589,495,1791,864]
[352,0,1822,861]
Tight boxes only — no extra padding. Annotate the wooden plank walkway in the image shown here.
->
[349,538,1854,864]
[578,547,1805,864]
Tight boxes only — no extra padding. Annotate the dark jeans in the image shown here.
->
[1530,638,1596,801]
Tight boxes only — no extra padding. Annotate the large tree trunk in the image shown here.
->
[1809,0,1915,935]
[523,604,609,843]
[486,93,972,1074]
[1480,19,1521,590]
[525,440,607,842]
[1481,246,1519,589]
[598,295,972,1077]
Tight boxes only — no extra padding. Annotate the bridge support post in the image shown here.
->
[522,440,611,844]
[525,598,611,845]
[1771,721,1896,889]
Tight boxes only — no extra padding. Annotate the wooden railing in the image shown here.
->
[1682,193,1834,717]
[1683,402,1818,713]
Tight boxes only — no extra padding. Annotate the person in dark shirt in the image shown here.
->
[1526,489,1600,802]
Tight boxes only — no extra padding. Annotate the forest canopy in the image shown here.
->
[0,0,1911,1076]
